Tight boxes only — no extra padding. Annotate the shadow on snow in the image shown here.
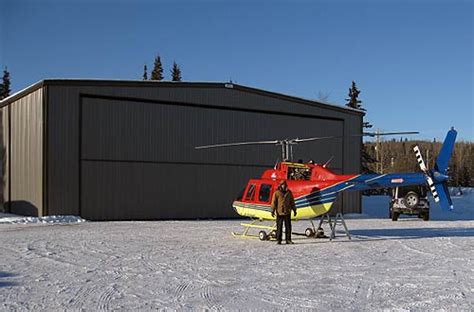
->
[0,271,18,288]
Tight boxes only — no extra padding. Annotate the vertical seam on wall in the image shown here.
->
[78,95,83,217]
[43,86,49,216]
[7,104,11,213]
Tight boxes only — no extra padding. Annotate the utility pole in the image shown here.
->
[375,129,382,173]
[426,149,430,169]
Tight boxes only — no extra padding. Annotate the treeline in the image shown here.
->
[142,54,182,81]
[363,139,474,186]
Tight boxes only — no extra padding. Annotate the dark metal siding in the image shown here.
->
[6,89,43,216]
[81,96,344,167]
[47,86,80,215]
[47,83,363,220]
[80,96,343,220]
[341,113,363,214]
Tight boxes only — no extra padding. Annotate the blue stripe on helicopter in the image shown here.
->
[294,172,427,208]
[294,175,366,205]
[294,174,394,207]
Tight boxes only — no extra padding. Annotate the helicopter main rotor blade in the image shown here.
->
[293,136,339,143]
[196,131,419,149]
[195,140,280,149]
[294,131,419,143]
[362,131,419,137]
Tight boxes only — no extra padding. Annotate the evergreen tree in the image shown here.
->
[1,67,11,100]
[345,81,363,110]
[142,64,148,80]
[170,61,182,81]
[150,55,164,80]
[345,80,373,128]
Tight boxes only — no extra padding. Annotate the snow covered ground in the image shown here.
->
[0,189,472,310]
[1,221,473,310]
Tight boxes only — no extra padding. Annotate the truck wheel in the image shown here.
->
[392,211,400,221]
[422,211,430,221]
[403,191,419,208]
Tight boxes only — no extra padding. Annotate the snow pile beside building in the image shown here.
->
[362,187,474,220]
[0,213,86,224]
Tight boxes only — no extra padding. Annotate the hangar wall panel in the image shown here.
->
[8,89,43,216]
[47,82,363,219]
[81,96,344,167]
[47,86,80,215]
[81,162,258,220]
[1,107,9,208]
[80,97,344,219]
[341,113,363,214]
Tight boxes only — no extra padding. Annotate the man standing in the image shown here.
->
[271,180,297,244]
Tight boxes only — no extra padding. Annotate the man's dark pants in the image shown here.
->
[276,214,292,242]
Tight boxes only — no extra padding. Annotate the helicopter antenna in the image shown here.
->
[323,156,334,168]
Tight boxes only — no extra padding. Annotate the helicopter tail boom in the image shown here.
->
[336,128,457,210]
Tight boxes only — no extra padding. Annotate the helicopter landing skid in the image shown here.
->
[231,220,277,241]
[231,219,327,241]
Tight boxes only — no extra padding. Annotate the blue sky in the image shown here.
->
[1,0,473,141]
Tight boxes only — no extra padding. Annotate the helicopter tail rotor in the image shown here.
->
[412,128,457,210]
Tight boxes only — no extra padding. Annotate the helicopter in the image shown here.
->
[195,128,457,240]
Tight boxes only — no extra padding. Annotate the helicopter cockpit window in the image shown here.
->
[288,166,312,181]
[245,184,256,201]
[259,184,272,202]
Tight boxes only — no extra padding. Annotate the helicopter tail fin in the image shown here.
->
[413,128,457,211]
[435,127,457,175]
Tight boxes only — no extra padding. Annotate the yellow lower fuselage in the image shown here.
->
[232,201,334,221]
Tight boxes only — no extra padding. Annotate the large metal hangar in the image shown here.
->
[0,79,364,220]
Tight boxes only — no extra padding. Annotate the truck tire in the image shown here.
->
[402,191,419,208]
[392,211,400,221]
[422,211,430,221]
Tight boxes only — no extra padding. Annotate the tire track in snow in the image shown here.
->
[396,240,437,258]
[97,283,121,311]
[25,240,79,267]
[66,283,98,308]
[154,280,189,308]
[200,284,223,311]
[176,282,189,296]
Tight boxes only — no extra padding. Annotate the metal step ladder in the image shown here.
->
[317,212,351,241]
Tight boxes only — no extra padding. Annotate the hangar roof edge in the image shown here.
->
[0,79,365,116]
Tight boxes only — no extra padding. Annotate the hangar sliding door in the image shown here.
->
[79,95,344,220]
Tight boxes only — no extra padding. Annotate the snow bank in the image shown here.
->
[0,213,86,224]
[362,187,474,220]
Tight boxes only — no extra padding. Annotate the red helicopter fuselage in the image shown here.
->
[232,162,358,220]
